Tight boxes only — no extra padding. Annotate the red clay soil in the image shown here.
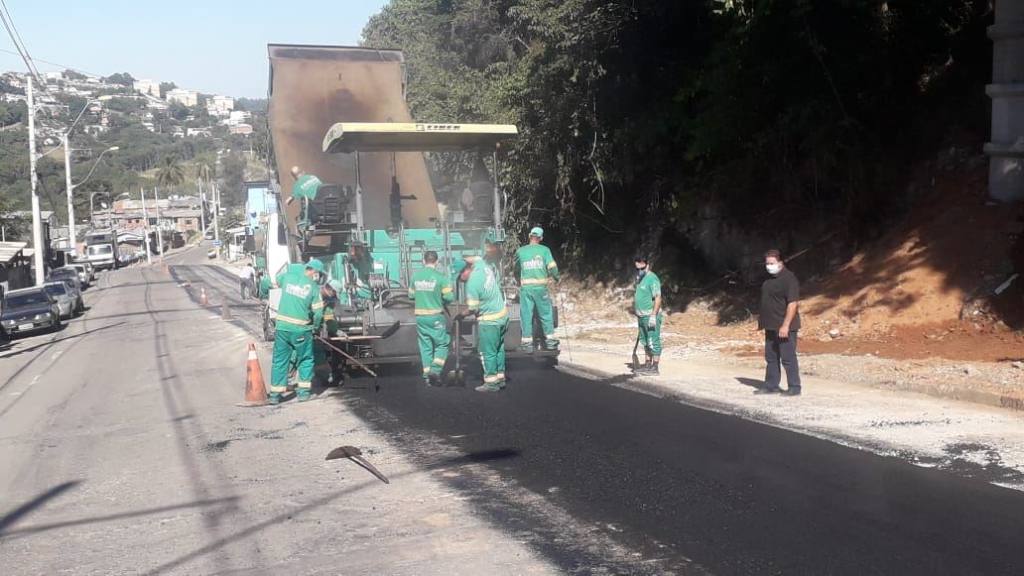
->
[793,156,1024,362]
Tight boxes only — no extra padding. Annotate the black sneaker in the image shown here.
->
[781,388,802,396]
[427,373,442,387]
[754,387,781,395]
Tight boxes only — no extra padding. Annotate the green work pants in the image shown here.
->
[271,329,314,394]
[638,314,662,357]
[478,317,508,386]
[416,315,450,376]
[519,287,555,342]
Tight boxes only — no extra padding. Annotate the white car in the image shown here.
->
[43,281,79,319]
[68,263,92,288]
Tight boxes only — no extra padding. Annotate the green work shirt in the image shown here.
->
[634,271,661,317]
[274,268,324,332]
[409,265,454,316]
[292,174,321,201]
[466,261,507,324]
[516,244,559,287]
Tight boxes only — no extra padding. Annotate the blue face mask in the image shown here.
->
[636,267,647,281]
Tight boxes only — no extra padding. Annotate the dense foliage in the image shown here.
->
[363,0,992,279]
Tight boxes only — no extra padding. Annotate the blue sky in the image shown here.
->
[0,0,389,97]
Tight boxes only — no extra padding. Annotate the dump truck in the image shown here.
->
[261,44,558,381]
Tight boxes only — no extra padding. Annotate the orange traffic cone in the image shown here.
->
[241,342,268,407]
[200,287,208,306]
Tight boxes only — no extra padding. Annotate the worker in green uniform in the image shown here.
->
[515,226,560,352]
[409,250,455,385]
[289,166,321,230]
[313,280,342,386]
[268,259,326,403]
[458,253,508,392]
[632,254,663,375]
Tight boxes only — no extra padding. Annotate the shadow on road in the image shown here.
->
[0,322,127,361]
[0,480,82,535]
[0,496,240,540]
[735,376,763,388]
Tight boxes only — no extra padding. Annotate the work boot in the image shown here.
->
[633,361,652,374]
[268,393,283,405]
[296,390,313,402]
[427,373,442,387]
[781,387,802,397]
[643,363,660,375]
[542,339,560,351]
[754,387,781,395]
[518,342,534,354]
[474,383,503,393]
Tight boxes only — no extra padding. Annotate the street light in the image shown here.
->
[66,144,118,253]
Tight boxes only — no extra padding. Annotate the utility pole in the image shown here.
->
[63,133,76,256]
[27,76,45,285]
[154,187,165,262]
[198,180,206,237]
[140,188,152,265]
[212,181,220,244]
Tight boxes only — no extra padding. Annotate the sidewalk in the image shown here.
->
[558,339,1024,491]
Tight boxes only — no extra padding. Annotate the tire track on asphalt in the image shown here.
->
[140,266,261,573]
[170,264,265,339]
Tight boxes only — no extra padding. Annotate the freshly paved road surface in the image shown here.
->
[4,245,1024,575]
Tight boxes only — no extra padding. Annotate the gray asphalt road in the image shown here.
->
[170,251,1024,575]
[5,249,1024,575]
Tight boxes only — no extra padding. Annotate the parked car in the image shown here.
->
[45,268,84,310]
[1,287,61,337]
[68,263,91,288]
[43,281,79,319]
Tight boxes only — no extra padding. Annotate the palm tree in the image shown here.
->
[195,161,214,185]
[156,156,185,189]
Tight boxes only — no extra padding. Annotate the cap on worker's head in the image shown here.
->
[634,254,648,264]
[529,226,544,238]
[305,259,325,274]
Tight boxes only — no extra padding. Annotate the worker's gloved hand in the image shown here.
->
[647,315,657,329]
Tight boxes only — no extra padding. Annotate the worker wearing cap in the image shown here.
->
[633,254,663,375]
[458,251,509,392]
[289,166,321,230]
[409,250,455,385]
[313,279,343,386]
[515,226,560,352]
[269,258,326,403]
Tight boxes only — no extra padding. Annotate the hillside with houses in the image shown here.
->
[0,68,269,249]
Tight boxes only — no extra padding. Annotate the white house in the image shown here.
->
[227,110,252,126]
[134,78,160,97]
[207,95,234,117]
[166,89,198,107]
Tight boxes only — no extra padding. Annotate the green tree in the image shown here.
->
[103,72,135,86]
[156,156,185,188]
[159,82,177,99]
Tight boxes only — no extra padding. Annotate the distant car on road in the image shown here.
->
[68,263,92,288]
[207,248,218,259]
[46,268,85,309]
[43,281,79,319]
[1,287,62,337]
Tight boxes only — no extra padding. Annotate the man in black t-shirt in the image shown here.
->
[756,249,802,396]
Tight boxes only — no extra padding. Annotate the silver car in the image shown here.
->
[43,281,78,319]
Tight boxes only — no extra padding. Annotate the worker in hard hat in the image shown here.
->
[409,250,455,386]
[269,258,326,403]
[632,254,663,375]
[457,251,508,392]
[515,226,560,352]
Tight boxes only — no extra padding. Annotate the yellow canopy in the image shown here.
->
[322,122,518,153]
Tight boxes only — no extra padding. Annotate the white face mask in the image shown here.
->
[766,263,782,275]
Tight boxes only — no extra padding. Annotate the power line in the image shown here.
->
[0,47,103,78]
[0,0,46,89]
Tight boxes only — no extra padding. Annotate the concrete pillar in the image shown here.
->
[987,0,1024,202]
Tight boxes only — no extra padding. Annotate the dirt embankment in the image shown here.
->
[561,148,1024,366]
